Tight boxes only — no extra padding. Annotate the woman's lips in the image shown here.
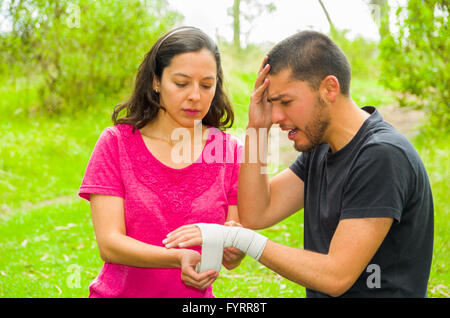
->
[182,109,200,116]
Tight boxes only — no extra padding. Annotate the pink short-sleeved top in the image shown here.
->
[78,124,243,298]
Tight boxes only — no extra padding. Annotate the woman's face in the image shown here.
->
[154,48,217,128]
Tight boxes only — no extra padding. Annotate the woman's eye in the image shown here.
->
[281,100,292,106]
[201,84,213,89]
[175,83,187,87]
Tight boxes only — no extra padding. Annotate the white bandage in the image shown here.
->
[194,223,268,273]
[194,224,224,273]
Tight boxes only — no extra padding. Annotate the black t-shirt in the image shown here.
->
[289,106,434,297]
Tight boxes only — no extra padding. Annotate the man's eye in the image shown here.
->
[281,100,292,106]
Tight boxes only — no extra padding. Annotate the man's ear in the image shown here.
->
[320,75,340,103]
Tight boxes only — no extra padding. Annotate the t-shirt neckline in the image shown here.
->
[326,106,380,162]
[136,126,213,172]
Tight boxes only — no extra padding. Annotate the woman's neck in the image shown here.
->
[140,111,208,147]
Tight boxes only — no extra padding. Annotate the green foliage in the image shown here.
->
[330,29,380,80]
[378,0,449,132]
[0,44,449,298]
[0,0,182,114]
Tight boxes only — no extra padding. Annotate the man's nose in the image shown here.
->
[188,84,201,102]
[271,103,286,124]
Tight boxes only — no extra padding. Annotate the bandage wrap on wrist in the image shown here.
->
[194,223,268,273]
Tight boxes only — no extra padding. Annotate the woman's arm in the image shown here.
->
[164,205,246,271]
[90,194,218,289]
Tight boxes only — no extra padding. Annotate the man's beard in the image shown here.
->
[294,96,330,153]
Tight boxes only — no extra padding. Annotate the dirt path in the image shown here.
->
[276,104,425,168]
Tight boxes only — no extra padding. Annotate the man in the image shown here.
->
[164,31,434,297]
[236,30,434,297]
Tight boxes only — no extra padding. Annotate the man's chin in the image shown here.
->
[293,142,315,153]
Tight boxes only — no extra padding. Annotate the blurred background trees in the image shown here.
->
[0,0,181,114]
[227,0,276,50]
[0,0,448,298]
[378,0,449,131]
[0,0,447,130]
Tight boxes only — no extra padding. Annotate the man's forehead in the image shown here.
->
[267,69,307,100]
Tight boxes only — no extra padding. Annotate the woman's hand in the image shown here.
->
[177,249,218,290]
[164,221,245,272]
[163,224,202,248]
[222,220,245,270]
[248,56,273,130]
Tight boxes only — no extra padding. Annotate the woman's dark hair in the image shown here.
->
[112,26,234,130]
[267,30,351,96]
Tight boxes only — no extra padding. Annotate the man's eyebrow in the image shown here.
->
[267,94,286,102]
[173,73,216,80]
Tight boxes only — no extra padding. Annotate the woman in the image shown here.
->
[78,26,244,298]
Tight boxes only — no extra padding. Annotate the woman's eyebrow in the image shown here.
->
[173,72,216,80]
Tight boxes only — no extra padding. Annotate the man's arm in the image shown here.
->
[163,216,393,296]
[258,217,393,297]
[237,57,304,229]
[238,164,304,229]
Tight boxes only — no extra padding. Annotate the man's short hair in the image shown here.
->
[267,30,351,96]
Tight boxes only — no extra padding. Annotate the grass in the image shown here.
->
[0,49,448,298]
[0,201,100,297]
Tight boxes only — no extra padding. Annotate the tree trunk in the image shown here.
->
[232,0,241,50]
[317,0,336,35]
[368,0,390,38]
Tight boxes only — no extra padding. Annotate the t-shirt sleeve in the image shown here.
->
[340,143,412,223]
[289,152,309,181]
[226,137,244,206]
[78,127,125,201]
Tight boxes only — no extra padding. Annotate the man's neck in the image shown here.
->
[325,97,370,153]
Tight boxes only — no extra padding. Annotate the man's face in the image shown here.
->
[267,69,331,152]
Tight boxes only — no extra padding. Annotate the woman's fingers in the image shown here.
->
[166,224,197,237]
[163,227,202,248]
[181,267,218,290]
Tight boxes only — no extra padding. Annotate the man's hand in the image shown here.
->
[222,220,245,270]
[248,56,272,129]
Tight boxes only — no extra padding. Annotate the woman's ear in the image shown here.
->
[153,77,160,93]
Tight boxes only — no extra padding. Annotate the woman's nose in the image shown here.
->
[188,84,201,102]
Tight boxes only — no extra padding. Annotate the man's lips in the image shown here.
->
[288,129,299,140]
[280,125,299,140]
